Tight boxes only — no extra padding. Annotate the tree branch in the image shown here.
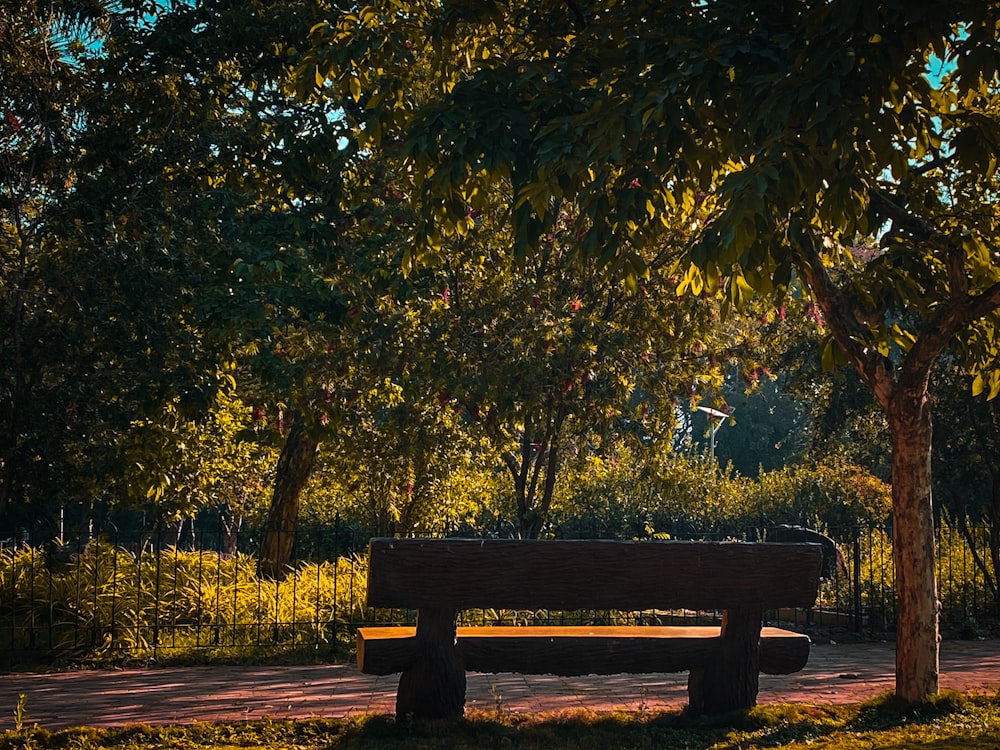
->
[794,227,894,406]
[909,151,951,179]
[965,279,1000,323]
[945,239,969,300]
[870,190,935,242]
[865,192,995,391]
[902,257,1000,390]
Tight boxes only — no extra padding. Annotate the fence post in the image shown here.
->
[853,526,862,633]
[29,545,36,649]
[110,532,118,651]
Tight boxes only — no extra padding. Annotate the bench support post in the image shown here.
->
[396,607,466,719]
[688,606,762,713]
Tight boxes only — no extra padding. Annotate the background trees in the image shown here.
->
[400,215,736,538]
[930,363,1000,607]
[0,0,111,527]
[6,0,1000,705]
[2,0,822,559]
[303,0,1000,703]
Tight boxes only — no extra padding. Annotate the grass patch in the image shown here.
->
[3,693,1000,750]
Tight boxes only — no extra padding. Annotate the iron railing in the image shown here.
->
[1,518,997,665]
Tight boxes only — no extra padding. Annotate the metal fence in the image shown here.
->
[1,518,997,666]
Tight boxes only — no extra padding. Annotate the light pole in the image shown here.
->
[697,405,732,463]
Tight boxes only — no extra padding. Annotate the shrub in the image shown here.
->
[547,448,891,539]
[0,541,373,663]
[936,515,998,630]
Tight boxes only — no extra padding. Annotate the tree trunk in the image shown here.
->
[519,508,544,539]
[160,517,184,548]
[258,414,319,580]
[513,405,565,540]
[888,387,939,703]
[215,504,242,557]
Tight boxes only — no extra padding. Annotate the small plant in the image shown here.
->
[13,692,27,732]
[636,686,649,713]
[490,681,507,720]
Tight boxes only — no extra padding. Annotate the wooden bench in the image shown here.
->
[357,538,823,718]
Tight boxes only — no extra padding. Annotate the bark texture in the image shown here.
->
[366,538,823,611]
[889,388,940,703]
[395,607,466,719]
[687,607,762,713]
[258,415,319,580]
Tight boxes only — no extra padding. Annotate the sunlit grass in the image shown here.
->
[3,692,1000,750]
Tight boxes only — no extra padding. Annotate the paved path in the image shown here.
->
[2,640,999,730]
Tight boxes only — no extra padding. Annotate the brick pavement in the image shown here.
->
[1,640,999,730]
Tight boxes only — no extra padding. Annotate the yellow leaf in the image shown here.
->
[972,373,985,397]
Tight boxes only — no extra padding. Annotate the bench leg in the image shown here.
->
[688,606,761,713]
[396,607,466,719]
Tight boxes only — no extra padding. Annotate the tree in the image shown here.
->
[0,0,111,526]
[306,383,494,538]
[402,208,740,537]
[335,174,762,539]
[304,0,1000,702]
[124,387,278,553]
[65,0,355,573]
[701,370,811,478]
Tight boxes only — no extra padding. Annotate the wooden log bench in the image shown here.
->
[357,538,823,718]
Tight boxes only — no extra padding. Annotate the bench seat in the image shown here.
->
[358,624,811,676]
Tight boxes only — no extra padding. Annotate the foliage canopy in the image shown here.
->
[302,0,1000,703]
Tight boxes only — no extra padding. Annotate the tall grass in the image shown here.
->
[811,520,1000,634]
[0,541,370,663]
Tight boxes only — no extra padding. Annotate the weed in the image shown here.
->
[12,694,27,733]
[490,680,508,721]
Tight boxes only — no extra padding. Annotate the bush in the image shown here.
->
[0,541,372,663]
[936,515,999,630]
[546,448,891,540]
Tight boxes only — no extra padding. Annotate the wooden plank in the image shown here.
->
[357,625,810,677]
[394,607,465,719]
[688,606,761,713]
[366,538,823,611]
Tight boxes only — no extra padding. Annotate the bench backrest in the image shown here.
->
[366,538,823,611]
